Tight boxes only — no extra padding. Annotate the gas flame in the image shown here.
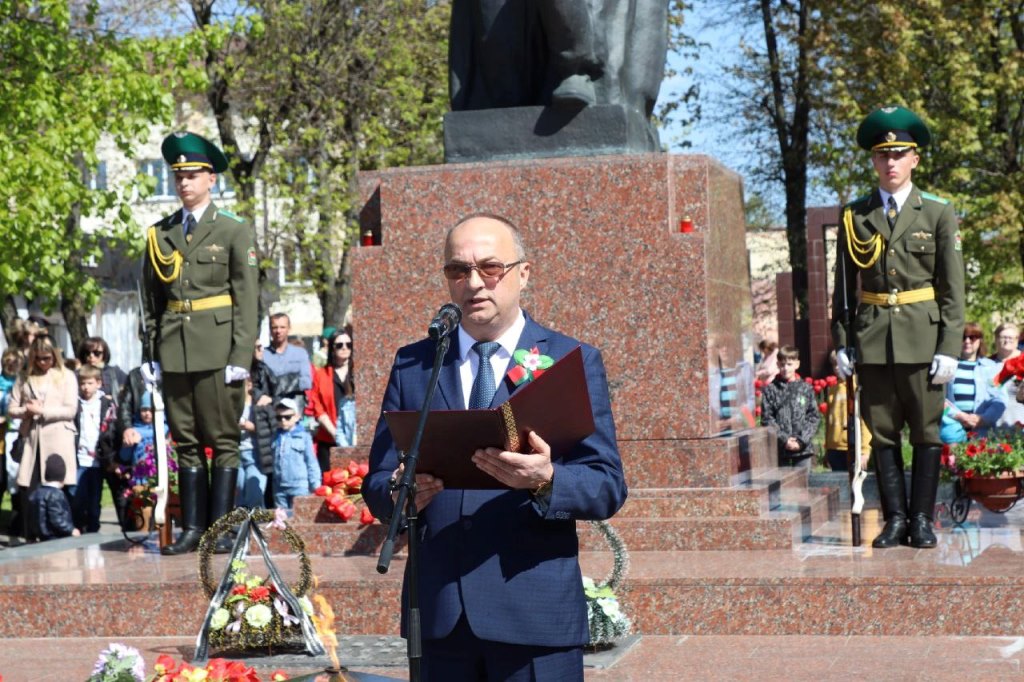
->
[312,593,340,671]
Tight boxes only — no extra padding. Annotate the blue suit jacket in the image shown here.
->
[363,313,626,647]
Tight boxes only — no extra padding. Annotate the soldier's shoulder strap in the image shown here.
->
[845,193,873,210]
[919,191,951,205]
[217,208,246,223]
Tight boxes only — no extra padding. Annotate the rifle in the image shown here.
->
[138,282,170,540]
[839,237,868,546]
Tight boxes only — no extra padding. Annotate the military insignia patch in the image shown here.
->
[206,243,225,253]
[885,131,897,142]
[912,231,933,240]
[247,248,257,266]
[954,232,962,251]
[176,155,187,164]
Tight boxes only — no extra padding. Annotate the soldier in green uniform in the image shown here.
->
[832,106,965,549]
[141,131,259,555]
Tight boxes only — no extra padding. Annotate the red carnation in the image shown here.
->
[345,476,363,493]
[818,402,828,414]
[360,506,375,525]
[825,375,838,386]
[356,461,369,478]
[249,585,271,602]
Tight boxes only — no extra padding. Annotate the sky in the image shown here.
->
[659,2,836,218]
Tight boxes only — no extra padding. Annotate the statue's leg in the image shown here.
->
[451,0,534,109]
[538,0,604,107]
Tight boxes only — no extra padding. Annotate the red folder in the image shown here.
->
[384,346,595,489]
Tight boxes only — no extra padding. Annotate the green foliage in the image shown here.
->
[0,0,192,312]
[188,0,449,323]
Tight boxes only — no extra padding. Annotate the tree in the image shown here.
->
[183,0,449,329]
[691,0,826,313]
[0,0,194,348]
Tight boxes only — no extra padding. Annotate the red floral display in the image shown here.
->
[315,460,375,525]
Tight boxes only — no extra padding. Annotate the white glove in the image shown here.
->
[225,365,249,383]
[140,362,162,384]
[836,348,855,380]
[930,354,958,385]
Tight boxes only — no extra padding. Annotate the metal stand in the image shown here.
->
[376,335,450,682]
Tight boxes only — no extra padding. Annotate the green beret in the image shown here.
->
[161,131,229,173]
[856,106,931,152]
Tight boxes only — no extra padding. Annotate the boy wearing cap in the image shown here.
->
[832,105,965,549]
[141,131,259,555]
[28,455,80,540]
[271,397,319,511]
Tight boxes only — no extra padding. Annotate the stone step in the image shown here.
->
[326,428,779,491]
[279,489,836,556]
[6,510,1024,639]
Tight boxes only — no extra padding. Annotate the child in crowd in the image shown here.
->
[28,454,80,540]
[1,349,22,518]
[272,397,319,511]
[118,392,159,466]
[73,364,117,533]
[822,350,871,472]
[760,345,821,468]
[237,377,267,508]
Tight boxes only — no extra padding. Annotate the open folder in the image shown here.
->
[384,346,595,489]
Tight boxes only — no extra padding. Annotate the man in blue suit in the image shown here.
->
[363,213,627,681]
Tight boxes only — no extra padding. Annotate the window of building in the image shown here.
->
[278,240,311,286]
[88,161,108,191]
[139,159,173,199]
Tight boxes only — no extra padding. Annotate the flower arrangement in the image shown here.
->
[89,643,288,681]
[994,354,1024,386]
[205,559,315,651]
[583,520,631,646]
[119,442,179,511]
[314,460,375,524]
[941,429,1024,480]
[506,347,554,386]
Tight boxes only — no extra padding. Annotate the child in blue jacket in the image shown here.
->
[272,397,319,510]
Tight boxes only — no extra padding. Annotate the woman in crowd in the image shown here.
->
[942,322,1005,443]
[309,329,355,473]
[988,322,1024,427]
[7,336,78,542]
[77,336,128,404]
[10,319,42,361]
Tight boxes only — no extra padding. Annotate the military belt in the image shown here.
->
[166,294,233,313]
[861,286,935,307]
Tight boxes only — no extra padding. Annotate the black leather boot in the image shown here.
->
[161,467,208,555]
[908,445,942,548]
[209,467,239,554]
[872,447,908,548]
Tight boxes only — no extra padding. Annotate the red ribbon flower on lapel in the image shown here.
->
[506,347,554,387]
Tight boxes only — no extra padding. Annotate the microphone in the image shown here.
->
[428,303,462,340]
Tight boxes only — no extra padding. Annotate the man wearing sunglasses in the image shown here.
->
[832,106,965,550]
[363,213,626,681]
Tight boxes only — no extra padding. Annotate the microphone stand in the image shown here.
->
[377,333,450,682]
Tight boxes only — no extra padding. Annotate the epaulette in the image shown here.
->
[919,191,950,205]
[846,193,872,209]
[218,208,245,223]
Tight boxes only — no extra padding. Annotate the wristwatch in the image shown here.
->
[532,471,554,498]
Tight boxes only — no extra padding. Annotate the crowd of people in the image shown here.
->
[0,315,356,545]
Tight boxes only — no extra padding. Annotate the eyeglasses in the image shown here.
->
[85,349,103,357]
[334,341,352,349]
[964,335,982,341]
[442,260,522,282]
[275,413,298,422]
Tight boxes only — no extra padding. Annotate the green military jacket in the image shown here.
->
[832,185,965,365]
[142,202,259,373]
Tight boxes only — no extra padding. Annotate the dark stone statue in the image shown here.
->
[446,0,669,162]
